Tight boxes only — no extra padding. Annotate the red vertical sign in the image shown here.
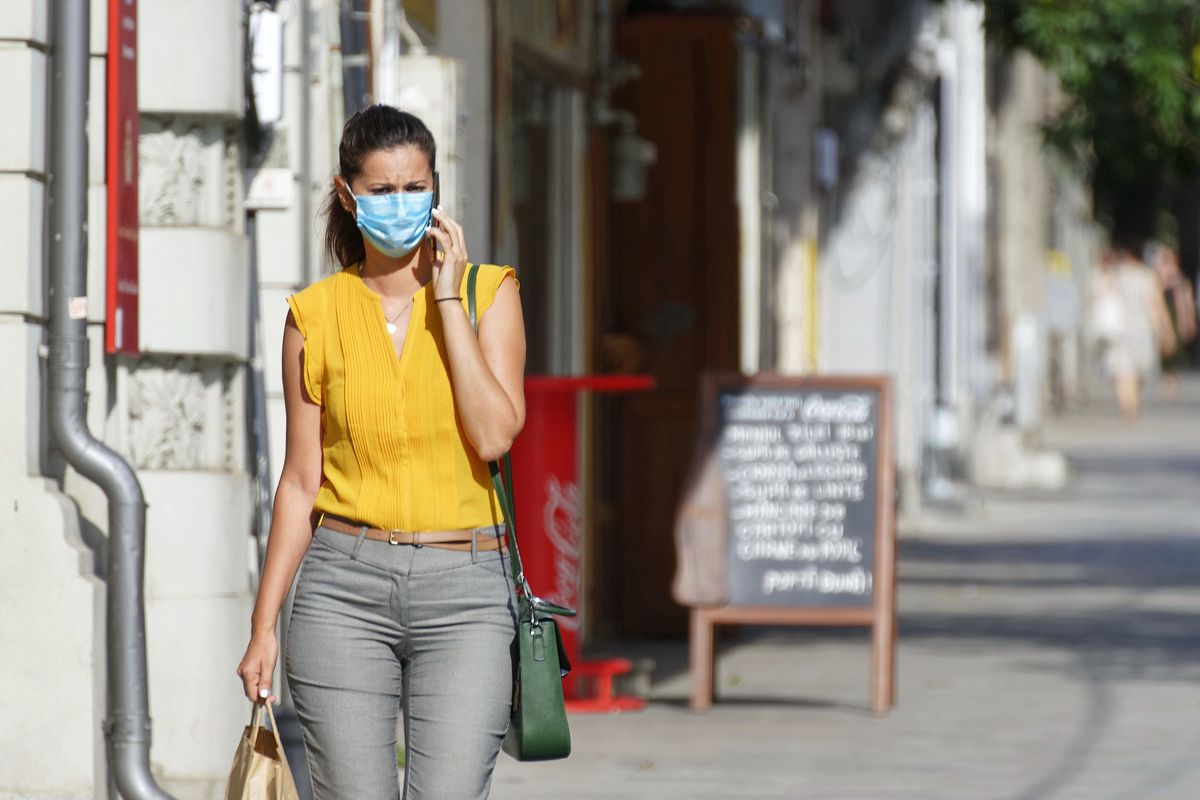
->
[510,383,584,678]
[105,0,138,354]
[510,375,654,708]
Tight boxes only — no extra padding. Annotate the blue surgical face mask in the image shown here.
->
[351,189,434,258]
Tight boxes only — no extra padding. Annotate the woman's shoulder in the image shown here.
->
[472,262,516,281]
[289,267,354,315]
[287,268,351,333]
[461,264,519,320]
[467,263,519,294]
[477,263,519,302]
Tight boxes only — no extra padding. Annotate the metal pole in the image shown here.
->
[936,35,960,409]
[246,212,272,575]
[298,0,314,283]
[736,30,763,374]
[46,1,174,797]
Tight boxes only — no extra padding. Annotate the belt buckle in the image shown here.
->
[387,530,401,546]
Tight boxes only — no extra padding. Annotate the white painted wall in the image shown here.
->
[138,0,244,115]
[3,1,259,796]
[0,322,102,799]
[0,4,102,796]
[143,472,254,784]
[0,45,47,175]
[0,175,45,316]
[140,227,250,359]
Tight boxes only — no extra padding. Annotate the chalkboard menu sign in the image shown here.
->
[714,381,882,608]
[687,373,897,713]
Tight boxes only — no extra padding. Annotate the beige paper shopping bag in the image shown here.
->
[225,701,300,800]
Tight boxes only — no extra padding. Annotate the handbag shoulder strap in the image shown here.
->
[467,265,531,602]
[467,264,574,618]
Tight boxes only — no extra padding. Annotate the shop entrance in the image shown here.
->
[593,13,742,637]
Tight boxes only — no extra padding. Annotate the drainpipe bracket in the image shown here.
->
[47,333,90,389]
[102,713,153,744]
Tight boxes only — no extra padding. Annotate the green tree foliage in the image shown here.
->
[982,0,1200,237]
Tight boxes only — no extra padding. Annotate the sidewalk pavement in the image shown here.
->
[491,379,1200,800]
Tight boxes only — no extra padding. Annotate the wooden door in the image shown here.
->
[594,13,741,637]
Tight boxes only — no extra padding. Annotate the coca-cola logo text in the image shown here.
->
[543,476,581,631]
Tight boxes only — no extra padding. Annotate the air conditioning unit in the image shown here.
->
[249,6,285,127]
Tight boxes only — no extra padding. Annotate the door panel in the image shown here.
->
[596,14,741,637]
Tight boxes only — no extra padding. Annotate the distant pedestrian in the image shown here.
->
[236,105,526,799]
[1148,242,1197,397]
[1089,247,1173,420]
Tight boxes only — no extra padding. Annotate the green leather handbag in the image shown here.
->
[467,264,575,761]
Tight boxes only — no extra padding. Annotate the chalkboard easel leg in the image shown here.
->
[870,612,897,714]
[689,608,715,712]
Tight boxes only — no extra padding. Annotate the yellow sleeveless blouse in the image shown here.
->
[286,263,517,531]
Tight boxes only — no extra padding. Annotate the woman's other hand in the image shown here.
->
[237,630,279,704]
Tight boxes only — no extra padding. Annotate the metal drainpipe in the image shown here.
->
[45,2,175,798]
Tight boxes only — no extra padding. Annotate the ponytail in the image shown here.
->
[322,185,365,269]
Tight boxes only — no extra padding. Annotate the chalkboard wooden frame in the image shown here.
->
[687,372,897,714]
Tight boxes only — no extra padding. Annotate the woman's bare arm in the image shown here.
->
[438,276,527,462]
[1176,281,1197,342]
[426,207,526,462]
[237,313,322,701]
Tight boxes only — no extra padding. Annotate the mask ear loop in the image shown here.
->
[337,176,356,216]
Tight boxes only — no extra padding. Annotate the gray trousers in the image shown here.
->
[285,524,517,799]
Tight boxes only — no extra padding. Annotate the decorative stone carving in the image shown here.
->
[126,356,239,471]
[139,117,240,227]
[223,132,244,228]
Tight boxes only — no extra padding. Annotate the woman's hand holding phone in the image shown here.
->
[428,207,468,301]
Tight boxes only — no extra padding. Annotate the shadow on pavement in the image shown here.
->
[900,608,1200,681]
[650,694,873,715]
[900,535,1200,589]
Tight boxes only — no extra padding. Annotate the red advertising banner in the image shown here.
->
[105,0,139,354]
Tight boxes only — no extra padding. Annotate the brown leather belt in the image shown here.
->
[316,513,507,552]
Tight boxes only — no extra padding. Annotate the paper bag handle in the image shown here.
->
[248,701,291,771]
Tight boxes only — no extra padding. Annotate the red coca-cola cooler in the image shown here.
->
[508,374,654,713]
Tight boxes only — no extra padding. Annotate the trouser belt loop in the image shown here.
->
[350,525,368,560]
[471,529,478,563]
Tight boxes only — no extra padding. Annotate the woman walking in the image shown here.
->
[237,104,526,799]
[1150,243,1197,397]
[1091,246,1174,420]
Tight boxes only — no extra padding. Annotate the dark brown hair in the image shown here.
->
[322,104,437,268]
